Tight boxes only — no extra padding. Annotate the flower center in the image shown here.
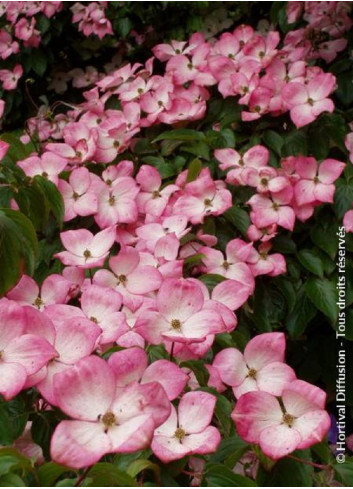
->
[282,413,295,428]
[174,427,186,441]
[42,171,48,178]
[72,192,80,201]
[307,97,314,106]
[33,296,44,309]
[272,202,279,211]
[90,316,98,323]
[171,319,181,330]
[247,368,257,379]
[101,411,117,432]
[222,261,230,270]
[83,249,92,259]
[204,198,212,207]
[118,274,127,285]
[152,190,161,199]
[108,195,115,206]
[313,176,320,184]
[260,178,268,186]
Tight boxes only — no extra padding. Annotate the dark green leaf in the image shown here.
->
[297,249,324,277]
[87,463,137,487]
[186,158,202,183]
[287,287,317,337]
[152,129,205,143]
[263,130,283,156]
[223,206,251,237]
[305,278,338,324]
[205,463,257,487]
[37,462,75,487]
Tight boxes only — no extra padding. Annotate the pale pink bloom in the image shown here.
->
[14,18,41,47]
[247,223,278,242]
[243,166,289,194]
[41,2,63,17]
[215,145,269,185]
[247,243,287,277]
[248,187,296,231]
[166,44,216,86]
[345,132,353,164]
[80,285,129,345]
[46,122,97,164]
[36,317,101,405]
[47,71,71,94]
[58,168,98,221]
[0,64,23,90]
[0,30,19,59]
[286,1,303,23]
[243,31,280,67]
[294,157,345,206]
[282,73,336,128]
[232,380,331,460]
[136,165,179,217]
[151,391,220,462]
[108,347,188,400]
[241,86,273,121]
[0,301,56,400]
[153,40,194,62]
[70,66,99,88]
[55,227,116,268]
[173,172,232,225]
[213,333,295,398]
[199,239,255,291]
[17,151,67,185]
[212,279,253,311]
[343,209,353,233]
[50,355,171,468]
[93,246,162,298]
[135,278,224,345]
[13,422,44,464]
[7,274,71,310]
[0,140,9,159]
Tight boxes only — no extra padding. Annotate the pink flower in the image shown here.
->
[0,140,9,159]
[294,157,345,206]
[0,30,19,59]
[17,151,67,185]
[213,333,295,398]
[80,285,129,345]
[282,73,336,128]
[135,278,225,344]
[232,380,331,460]
[215,145,269,185]
[0,64,23,90]
[0,301,57,400]
[343,209,353,233]
[50,356,171,468]
[108,347,188,401]
[248,187,296,231]
[58,168,98,221]
[55,227,116,268]
[7,274,71,310]
[151,391,221,462]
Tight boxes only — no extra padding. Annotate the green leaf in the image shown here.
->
[31,411,60,460]
[87,463,137,487]
[0,397,28,445]
[205,463,257,487]
[263,130,283,156]
[31,49,48,77]
[186,158,202,182]
[199,274,226,290]
[283,130,307,156]
[0,473,25,486]
[310,219,338,259]
[334,178,353,219]
[305,278,338,324]
[286,287,317,337]
[256,452,312,486]
[0,448,31,477]
[126,459,160,480]
[32,176,64,225]
[297,249,324,277]
[37,462,75,487]
[152,129,205,144]
[0,208,38,295]
[334,460,353,485]
[210,435,249,465]
[223,206,251,237]
[180,360,210,386]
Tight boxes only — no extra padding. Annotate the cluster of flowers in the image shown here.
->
[286,1,352,63]
[0,290,330,466]
[215,146,345,237]
[0,1,62,94]
[22,20,341,153]
[71,1,113,39]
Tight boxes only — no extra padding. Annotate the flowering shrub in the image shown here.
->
[0,1,353,487]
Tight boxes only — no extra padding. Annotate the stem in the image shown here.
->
[75,466,92,487]
[169,342,175,361]
[286,454,331,470]
[88,268,93,283]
